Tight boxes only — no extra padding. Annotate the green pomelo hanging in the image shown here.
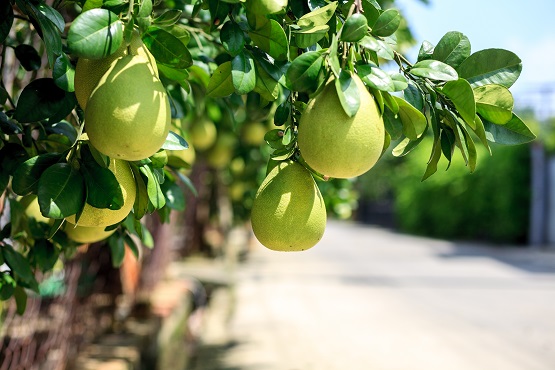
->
[250,160,326,251]
[85,54,170,161]
[297,74,385,178]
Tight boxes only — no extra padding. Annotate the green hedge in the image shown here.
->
[370,138,530,244]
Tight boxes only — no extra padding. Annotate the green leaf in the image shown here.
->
[392,132,427,157]
[139,165,166,209]
[67,9,123,59]
[82,0,103,12]
[123,233,140,259]
[153,9,182,26]
[3,245,35,285]
[403,82,424,111]
[137,0,152,18]
[36,3,65,32]
[371,9,401,37]
[160,179,185,211]
[457,49,522,88]
[221,21,245,56]
[248,19,288,61]
[459,124,477,172]
[359,36,394,60]
[232,51,256,94]
[14,286,27,315]
[432,31,471,69]
[422,136,442,181]
[394,96,427,140]
[30,239,59,272]
[358,64,395,92]
[131,165,148,219]
[108,234,125,267]
[390,73,408,92]
[14,78,76,123]
[285,51,325,93]
[38,163,86,219]
[383,108,403,140]
[335,70,360,117]
[483,114,536,145]
[341,13,368,42]
[417,40,434,62]
[298,2,337,27]
[53,54,75,92]
[293,25,329,48]
[162,131,189,150]
[474,84,513,125]
[471,114,491,154]
[253,60,280,101]
[0,1,14,44]
[80,147,124,210]
[410,59,458,81]
[19,1,62,67]
[15,45,42,71]
[208,0,231,30]
[158,64,189,88]
[143,27,193,69]
[175,171,198,198]
[12,153,63,196]
[440,78,476,127]
[207,61,234,98]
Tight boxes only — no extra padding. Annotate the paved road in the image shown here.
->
[189,221,555,370]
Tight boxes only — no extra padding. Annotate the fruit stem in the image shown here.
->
[354,0,364,14]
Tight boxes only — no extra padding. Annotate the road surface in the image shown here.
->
[188,221,555,370]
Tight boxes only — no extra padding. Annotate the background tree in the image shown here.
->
[0,0,535,314]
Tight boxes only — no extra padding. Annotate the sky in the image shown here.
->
[394,0,555,117]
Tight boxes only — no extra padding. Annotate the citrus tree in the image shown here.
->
[0,0,535,311]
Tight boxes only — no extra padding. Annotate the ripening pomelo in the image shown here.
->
[250,160,326,251]
[189,118,217,151]
[63,222,116,244]
[74,31,158,109]
[65,158,136,227]
[241,121,267,146]
[297,74,385,178]
[21,195,50,224]
[85,55,170,161]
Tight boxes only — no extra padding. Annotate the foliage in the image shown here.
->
[392,140,531,243]
[0,0,535,313]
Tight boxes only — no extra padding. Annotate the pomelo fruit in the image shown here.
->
[241,121,267,146]
[250,160,326,251]
[297,74,385,178]
[74,31,158,110]
[65,158,136,227]
[189,118,217,151]
[85,54,170,161]
[63,222,116,244]
[206,133,236,169]
[21,195,50,224]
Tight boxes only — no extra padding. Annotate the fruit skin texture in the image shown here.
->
[250,160,326,251]
[65,158,136,227]
[63,222,116,244]
[85,55,170,161]
[74,32,158,110]
[297,74,385,179]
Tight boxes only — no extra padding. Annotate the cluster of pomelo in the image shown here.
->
[250,75,385,252]
[61,32,172,244]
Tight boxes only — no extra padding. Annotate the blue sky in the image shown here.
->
[394,0,555,116]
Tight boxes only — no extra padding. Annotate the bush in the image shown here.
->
[391,140,531,244]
